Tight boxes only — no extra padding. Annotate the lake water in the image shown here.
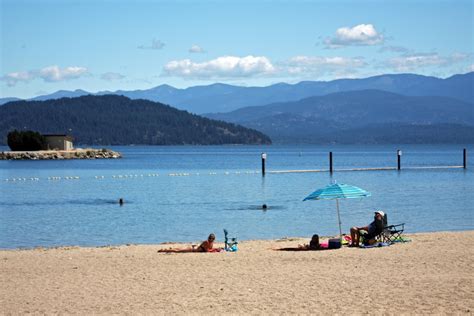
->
[0,144,472,249]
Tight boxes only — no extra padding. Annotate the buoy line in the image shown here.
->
[3,170,260,183]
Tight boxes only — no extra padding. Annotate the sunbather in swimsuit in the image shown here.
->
[158,234,216,253]
[196,234,215,252]
[274,234,322,251]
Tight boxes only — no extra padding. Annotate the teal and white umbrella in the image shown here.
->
[303,183,371,241]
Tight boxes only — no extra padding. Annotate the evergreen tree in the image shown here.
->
[7,130,46,151]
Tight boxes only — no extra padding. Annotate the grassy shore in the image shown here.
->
[1,231,473,314]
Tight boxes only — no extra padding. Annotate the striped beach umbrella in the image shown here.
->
[304,183,371,241]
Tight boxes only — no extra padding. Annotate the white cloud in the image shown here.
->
[163,55,275,79]
[469,64,474,72]
[189,44,205,53]
[138,38,165,50]
[2,65,88,86]
[283,56,367,77]
[387,53,469,71]
[2,71,34,86]
[325,24,384,48]
[162,55,370,79]
[101,72,125,81]
[39,66,88,82]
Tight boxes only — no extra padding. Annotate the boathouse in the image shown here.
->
[44,135,74,151]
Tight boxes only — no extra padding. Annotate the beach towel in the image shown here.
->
[341,236,350,245]
[391,236,411,243]
[208,248,225,253]
[360,242,391,248]
[319,242,329,249]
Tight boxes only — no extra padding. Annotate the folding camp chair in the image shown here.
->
[371,213,406,243]
[381,223,405,243]
[223,229,238,251]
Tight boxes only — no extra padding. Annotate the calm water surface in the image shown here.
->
[0,144,472,249]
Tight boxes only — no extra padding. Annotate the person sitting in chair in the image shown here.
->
[349,211,385,247]
[158,234,217,253]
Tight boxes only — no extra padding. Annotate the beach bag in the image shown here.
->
[328,238,341,249]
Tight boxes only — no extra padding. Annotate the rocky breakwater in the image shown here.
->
[0,148,122,160]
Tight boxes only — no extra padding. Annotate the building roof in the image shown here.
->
[43,134,74,141]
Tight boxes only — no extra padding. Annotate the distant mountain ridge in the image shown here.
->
[207,89,474,125]
[31,89,90,101]
[2,72,472,113]
[0,95,271,146]
[205,89,474,144]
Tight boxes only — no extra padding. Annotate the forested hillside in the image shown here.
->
[0,95,271,145]
[206,90,474,144]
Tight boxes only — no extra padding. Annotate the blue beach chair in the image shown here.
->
[223,229,238,251]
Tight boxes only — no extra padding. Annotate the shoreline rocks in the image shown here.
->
[0,148,122,160]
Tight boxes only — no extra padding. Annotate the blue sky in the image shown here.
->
[1,0,473,98]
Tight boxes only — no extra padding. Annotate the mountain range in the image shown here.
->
[1,72,472,114]
[1,72,472,144]
[205,89,474,144]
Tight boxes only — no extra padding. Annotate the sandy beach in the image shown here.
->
[1,231,473,314]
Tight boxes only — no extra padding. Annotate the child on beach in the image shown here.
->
[158,234,220,253]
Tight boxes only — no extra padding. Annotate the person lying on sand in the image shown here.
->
[158,234,219,253]
[274,234,323,251]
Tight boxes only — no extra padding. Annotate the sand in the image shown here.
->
[1,231,473,314]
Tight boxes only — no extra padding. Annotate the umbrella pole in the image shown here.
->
[336,199,342,241]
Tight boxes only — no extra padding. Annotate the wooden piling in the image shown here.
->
[329,152,333,174]
[397,149,401,170]
[261,153,266,176]
[463,148,467,169]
